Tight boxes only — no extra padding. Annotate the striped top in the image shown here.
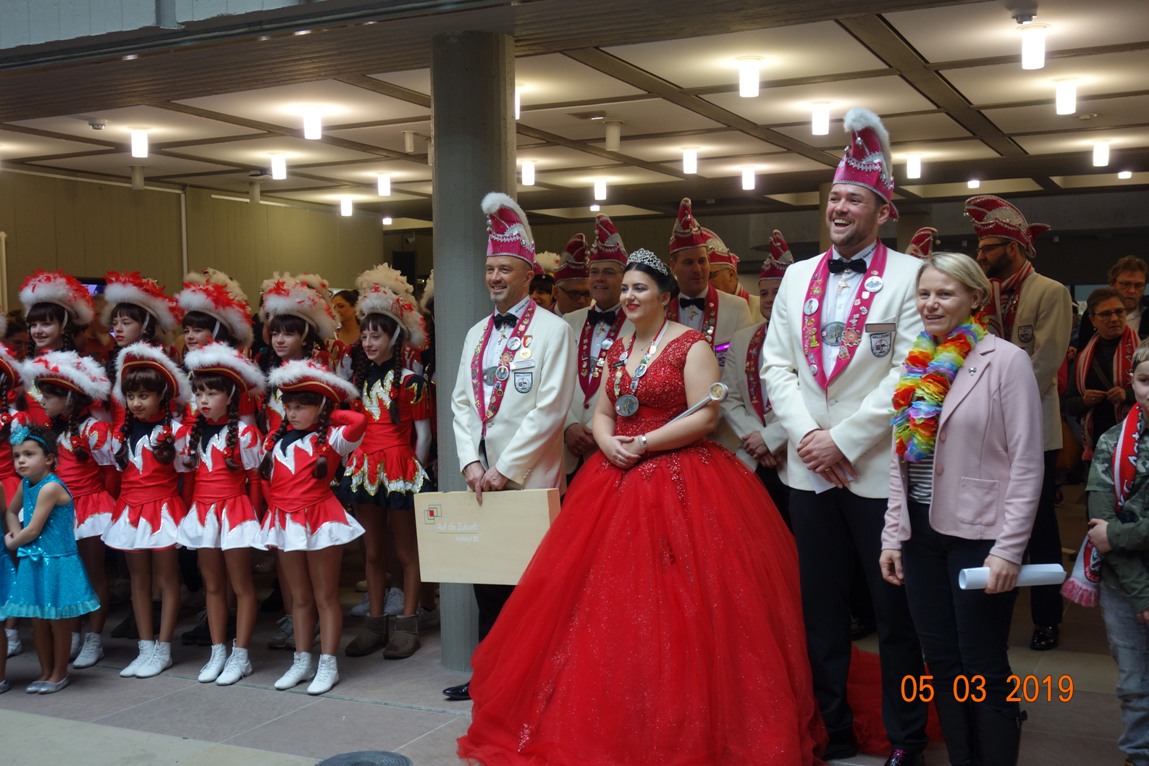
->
[907,455,934,505]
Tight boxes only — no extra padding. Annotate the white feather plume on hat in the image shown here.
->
[19,271,95,326]
[183,342,266,395]
[22,351,112,402]
[268,358,359,403]
[113,341,193,406]
[260,274,337,341]
[535,251,560,274]
[177,269,253,348]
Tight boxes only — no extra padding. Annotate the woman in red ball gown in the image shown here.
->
[458,250,824,766]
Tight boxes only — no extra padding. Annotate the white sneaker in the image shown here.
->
[73,633,104,668]
[197,643,227,683]
[120,640,156,678]
[274,652,314,690]
[216,644,252,686]
[135,641,172,678]
[307,654,339,695]
[69,631,82,660]
[350,594,371,618]
[383,587,405,616]
[6,628,22,657]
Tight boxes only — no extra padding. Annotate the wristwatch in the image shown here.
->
[639,433,649,452]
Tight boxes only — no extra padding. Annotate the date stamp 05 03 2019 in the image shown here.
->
[900,674,1075,704]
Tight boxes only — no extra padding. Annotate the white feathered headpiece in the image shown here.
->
[101,272,182,332]
[260,273,337,341]
[19,271,95,327]
[268,358,359,403]
[177,269,253,348]
[22,351,112,402]
[114,341,193,406]
[183,342,266,396]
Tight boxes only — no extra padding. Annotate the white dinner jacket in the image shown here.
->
[720,321,788,470]
[1006,271,1072,451]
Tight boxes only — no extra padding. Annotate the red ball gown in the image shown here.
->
[458,330,825,766]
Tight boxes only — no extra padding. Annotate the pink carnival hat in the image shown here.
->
[589,213,627,266]
[964,195,1049,259]
[705,229,739,271]
[905,227,938,259]
[833,107,898,220]
[483,192,536,267]
[553,234,589,283]
[668,197,709,256]
[759,230,794,280]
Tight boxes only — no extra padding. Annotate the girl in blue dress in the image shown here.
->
[3,423,99,694]
[0,539,13,693]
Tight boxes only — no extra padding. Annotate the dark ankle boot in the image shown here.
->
[974,707,1025,766]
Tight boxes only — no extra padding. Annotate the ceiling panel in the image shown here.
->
[942,50,1149,108]
[889,139,1001,167]
[170,135,380,168]
[885,0,1149,64]
[900,179,1045,199]
[695,153,830,177]
[518,99,723,141]
[604,22,887,89]
[766,192,821,207]
[175,80,430,130]
[1053,172,1149,189]
[530,205,663,220]
[1013,126,1149,156]
[773,112,971,150]
[515,145,621,170]
[705,76,936,127]
[32,152,231,177]
[8,105,264,144]
[539,166,682,190]
[169,172,343,193]
[299,159,433,184]
[0,130,108,158]
[984,94,1149,135]
[596,131,784,163]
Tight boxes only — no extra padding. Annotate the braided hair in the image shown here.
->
[39,381,94,462]
[258,390,330,481]
[186,372,242,472]
[110,303,157,345]
[116,367,176,468]
[26,303,79,352]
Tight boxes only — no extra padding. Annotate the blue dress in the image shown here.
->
[0,547,13,620]
[2,474,99,619]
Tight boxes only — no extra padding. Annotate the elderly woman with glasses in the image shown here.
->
[1067,287,1139,460]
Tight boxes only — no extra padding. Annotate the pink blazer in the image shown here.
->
[882,334,1044,564]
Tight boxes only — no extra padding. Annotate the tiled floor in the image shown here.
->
[0,484,1129,764]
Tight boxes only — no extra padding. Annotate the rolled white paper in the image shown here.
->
[958,563,1066,591]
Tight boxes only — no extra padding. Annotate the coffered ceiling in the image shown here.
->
[1,0,1146,228]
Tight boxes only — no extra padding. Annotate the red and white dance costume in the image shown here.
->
[19,270,97,425]
[103,418,191,550]
[343,364,430,506]
[58,417,118,539]
[260,409,367,551]
[177,421,263,550]
[0,340,28,502]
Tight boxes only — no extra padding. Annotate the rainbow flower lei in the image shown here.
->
[892,318,986,462]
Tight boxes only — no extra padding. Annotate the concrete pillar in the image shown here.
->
[430,31,516,672]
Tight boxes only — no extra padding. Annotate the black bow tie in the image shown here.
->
[588,308,617,325]
[827,258,867,274]
[679,297,706,310]
[492,312,518,329]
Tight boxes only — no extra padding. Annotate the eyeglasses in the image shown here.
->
[976,242,1010,256]
[558,287,591,300]
[1115,280,1147,291]
[1093,309,1125,320]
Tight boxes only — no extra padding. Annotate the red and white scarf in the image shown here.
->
[986,261,1034,340]
[744,322,770,421]
[1076,325,1138,458]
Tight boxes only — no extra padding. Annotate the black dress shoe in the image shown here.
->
[821,733,857,761]
[442,682,471,701]
[884,748,924,766]
[1030,624,1059,651]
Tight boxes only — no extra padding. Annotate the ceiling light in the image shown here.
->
[968,179,981,189]
[521,161,535,187]
[130,130,149,159]
[293,29,311,36]
[121,53,138,61]
[303,112,322,140]
[340,198,353,217]
[594,178,607,201]
[589,204,601,212]
[1119,170,1133,180]
[906,155,922,180]
[812,103,831,136]
[382,216,393,225]
[1056,80,1076,116]
[270,154,287,180]
[683,148,698,175]
[1016,18,1048,70]
[604,121,622,152]
[738,56,762,98]
[377,174,391,196]
[514,85,522,120]
[742,168,756,191]
[402,130,415,153]
[1093,140,1110,167]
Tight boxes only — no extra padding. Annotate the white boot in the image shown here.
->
[307,654,340,696]
[136,640,173,678]
[274,652,313,690]
[198,643,228,683]
[216,643,252,687]
[69,631,82,660]
[5,628,22,657]
[120,639,155,678]
[73,632,104,669]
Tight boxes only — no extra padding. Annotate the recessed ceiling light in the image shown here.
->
[968,179,981,189]
[382,216,393,225]
[1118,170,1133,180]
[589,204,601,212]
[294,29,311,36]
[121,54,138,61]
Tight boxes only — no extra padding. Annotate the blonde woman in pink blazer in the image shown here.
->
[880,252,1043,766]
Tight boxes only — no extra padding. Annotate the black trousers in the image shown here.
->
[473,584,515,642]
[1026,450,1063,626]
[755,464,791,529]
[790,488,929,752]
[902,502,1022,765]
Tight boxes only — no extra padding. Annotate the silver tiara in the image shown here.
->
[627,248,669,276]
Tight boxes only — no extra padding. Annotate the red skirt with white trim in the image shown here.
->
[258,498,365,552]
[339,447,429,509]
[177,495,261,551]
[73,490,116,540]
[101,496,188,551]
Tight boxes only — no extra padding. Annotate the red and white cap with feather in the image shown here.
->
[177,268,254,348]
[19,270,95,326]
[483,192,536,267]
[183,342,266,395]
[114,341,192,406]
[354,264,428,351]
[589,213,626,266]
[102,272,182,332]
[833,107,899,220]
[268,358,358,403]
[669,197,709,256]
[964,195,1049,259]
[905,227,938,259]
[759,230,794,280]
[553,234,589,283]
[260,272,337,341]
[22,350,112,402]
